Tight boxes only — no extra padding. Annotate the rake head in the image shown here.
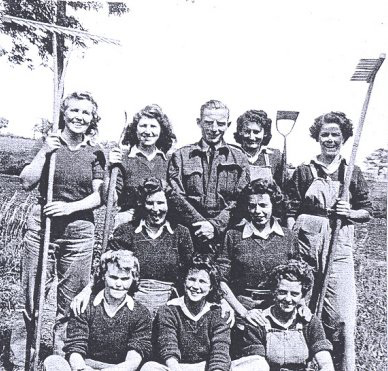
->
[351,53,386,83]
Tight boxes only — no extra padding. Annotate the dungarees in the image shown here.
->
[265,321,309,371]
[249,152,273,182]
[293,164,356,371]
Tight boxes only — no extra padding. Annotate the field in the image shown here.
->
[0,173,386,370]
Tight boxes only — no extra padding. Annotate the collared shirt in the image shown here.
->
[313,154,343,175]
[244,147,273,165]
[239,217,284,240]
[135,219,174,240]
[93,289,134,318]
[167,296,215,322]
[59,132,91,151]
[262,305,300,330]
[128,145,167,162]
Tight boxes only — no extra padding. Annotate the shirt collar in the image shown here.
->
[240,218,284,240]
[59,132,90,149]
[244,146,272,164]
[167,296,215,322]
[312,154,345,175]
[93,289,134,317]
[263,305,299,330]
[190,140,229,155]
[134,219,174,239]
[128,145,167,161]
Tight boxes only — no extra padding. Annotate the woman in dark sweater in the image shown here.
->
[141,254,233,371]
[107,104,177,228]
[217,179,298,328]
[71,178,194,317]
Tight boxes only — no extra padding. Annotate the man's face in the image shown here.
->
[144,191,168,227]
[197,108,230,145]
[104,263,133,301]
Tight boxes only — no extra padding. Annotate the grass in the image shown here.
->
[0,173,386,369]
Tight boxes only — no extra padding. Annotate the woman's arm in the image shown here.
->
[165,357,181,371]
[101,350,142,371]
[43,179,103,217]
[314,350,335,371]
[20,134,61,191]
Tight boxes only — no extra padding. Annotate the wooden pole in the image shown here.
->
[316,55,385,318]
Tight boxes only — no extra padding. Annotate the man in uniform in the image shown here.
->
[168,100,250,254]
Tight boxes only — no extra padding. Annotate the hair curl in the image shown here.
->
[199,100,230,121]
[93,250,140,295]
[234,109,272,146]
[59,91,101,136]
[121,104,176,154]
[309,111,353,143]
[266,260,314,297]
[185,254,223,303]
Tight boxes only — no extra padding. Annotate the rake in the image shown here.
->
[275,111,299,188]
[315,53,386,318]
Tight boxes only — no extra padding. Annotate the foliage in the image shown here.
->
[364,148,388,177]
[33,118,53,138]
[0,117,9,130]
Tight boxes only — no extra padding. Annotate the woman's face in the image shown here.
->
[247,193,273,229]
[274,279,303,315]
[318,123,344,159]
[241,122,265,153]
[144,191,168,227]
[137,117,161,148]
[184,268,212,303]
[104,262,133,301]
[63,98,94,135]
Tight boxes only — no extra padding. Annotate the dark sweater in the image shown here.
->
[154,301,231,371]
[286,159,372,218]
[108,223,194,291]
[242,312,333,366]
[217,225,298,296]
[116,151,169,211]
[64,296,152,364]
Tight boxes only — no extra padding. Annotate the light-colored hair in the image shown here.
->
[199,100,230,121]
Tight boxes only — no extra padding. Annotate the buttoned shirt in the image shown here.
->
[240,218,285,240]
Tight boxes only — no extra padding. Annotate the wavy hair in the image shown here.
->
[266,260,314,297]
[185,254,223,303]
[234,109,272,147]
[309,111,353,143]
[59,91,101,136]
[121,104,176,154]
[92,250,140,295]
[199,100,230,121]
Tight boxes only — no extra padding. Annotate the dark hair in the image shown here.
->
[185,254,223,303]
[267,260,314,297]
[93,250,140,295]
[234,109,272,146]
[309,111,353,143]
[121,104,176,154]
[199,100,230,121]
[59,91,100,136]
[133,177,173,223]
[235,179,284,222]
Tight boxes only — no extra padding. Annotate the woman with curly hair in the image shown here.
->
[286,111,372,371]
[71,177,194,317]
[107,104,177,228]
[217,179,299,330]
[11,92,106,366]
[234,109,283,186]
[240,260,334,371]
[141,254,233,371]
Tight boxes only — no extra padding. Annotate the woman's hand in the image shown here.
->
[192,221,215,240]
[70,284,93,316]
[220,299,235,327]
[43,201,76,217]
[114,210,135,229]
[333,199,351,218]
[243,309,269,327]
[41,133,61,154]
[109,147,123,165]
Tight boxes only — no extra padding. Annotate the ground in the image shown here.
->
[0,173,386,370]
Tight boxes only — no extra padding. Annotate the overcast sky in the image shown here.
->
[1,0,387,166]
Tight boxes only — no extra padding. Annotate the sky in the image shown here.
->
[1,0,387,167]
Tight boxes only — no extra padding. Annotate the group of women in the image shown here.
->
[16,91,372,371]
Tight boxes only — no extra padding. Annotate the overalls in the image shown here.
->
[265,321,309,371]
[249,152,273,182]
[293,164,356,371]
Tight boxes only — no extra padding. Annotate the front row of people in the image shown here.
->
[44,252,334,371]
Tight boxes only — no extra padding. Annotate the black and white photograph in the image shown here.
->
[0,1,386,370]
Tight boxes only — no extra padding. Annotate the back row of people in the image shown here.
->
[13,92,371,371]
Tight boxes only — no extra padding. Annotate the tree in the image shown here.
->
[364,148,388,179]
[1,1,129,75]
[33,118,53,138]
[0,117,9,131]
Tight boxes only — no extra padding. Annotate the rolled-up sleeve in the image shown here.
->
[305,315,333,356]
[241,322,266,357]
